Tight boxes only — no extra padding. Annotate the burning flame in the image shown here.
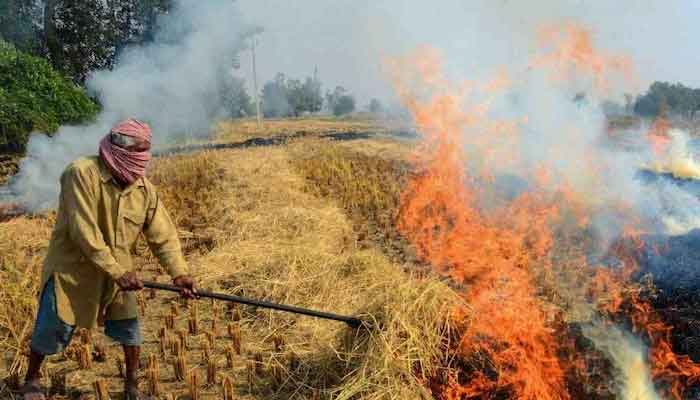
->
[648,116,672,158]
[388,22,700,400]
[533,22,633,93]
[644,127,700,181]
[388,47,568,400]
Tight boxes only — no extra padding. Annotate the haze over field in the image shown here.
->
[238,0,700,104]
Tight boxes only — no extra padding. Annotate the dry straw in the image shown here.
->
[207,358,217,385]
[210,318,218,337]
[225,345,235,368]
[115,357,125,378]
[93,378,110,400]
[78,344,92,369]
[188,369,200,400]
[202,342,211,363]
[137,293,147,316]
[49,371,67,396]
[146,354,161,396]
[272,335,285,353]
[165,313,175,330]
[222,375,235,400]
[228,323,241,355]
[205,331,215,348]
[189,302,199,335]
[1,130,466,398]
[78,329,92,345]
[177,329,189,350]
[94,342,107,362]
[174,353,187,382]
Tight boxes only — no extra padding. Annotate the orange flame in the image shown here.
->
[647,116,671,157]
[388,48,568,400]
[533,22,633,92]
[388,22,700,400]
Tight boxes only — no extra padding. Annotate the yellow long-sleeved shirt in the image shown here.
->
[41,156,188,328]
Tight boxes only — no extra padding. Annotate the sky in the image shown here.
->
[236,0,700,106]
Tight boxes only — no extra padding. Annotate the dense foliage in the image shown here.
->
[1,0,172,83]
[634,81,700,119]
[326,86,356,116]
[0,41,99,153]
[221,75,255,118]
[262,73,323,117]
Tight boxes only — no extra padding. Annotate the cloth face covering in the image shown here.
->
[98,119,152,186]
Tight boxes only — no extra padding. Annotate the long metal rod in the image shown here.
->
[143,281,363,328]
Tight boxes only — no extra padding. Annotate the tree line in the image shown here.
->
[260,73,356,118]
[632,81,700,119]
[2,0,172,84]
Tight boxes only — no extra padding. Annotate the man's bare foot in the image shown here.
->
[20,380,45,400]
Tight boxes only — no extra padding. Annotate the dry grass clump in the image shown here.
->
[0,214,54,376]
[192,143,463,398]
[148,153,229,254]
[0,154,19,185]
[292,143,408,248]
[215,117,409,143]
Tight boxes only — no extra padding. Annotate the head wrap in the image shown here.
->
[98,119,152,186]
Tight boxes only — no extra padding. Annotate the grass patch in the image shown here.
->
[0,214,54,376]
[292,142,414,261]
[215,117,409,143]
[147,153,228,254]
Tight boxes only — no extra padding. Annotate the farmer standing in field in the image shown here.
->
[21,119,196,400]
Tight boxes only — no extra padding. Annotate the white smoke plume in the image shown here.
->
[582,322,660,400]
[7,0,247,210]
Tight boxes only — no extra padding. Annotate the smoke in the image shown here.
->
[582,322,660,400]
[237,0,700,106]
[7,0,247,210]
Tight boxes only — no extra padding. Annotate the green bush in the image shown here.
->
[0,40,99,153]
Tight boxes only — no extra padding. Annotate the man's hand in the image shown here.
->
[116,271,144,291]
[173,275,197,299]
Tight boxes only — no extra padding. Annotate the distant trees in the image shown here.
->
[287,77,323,117]
[261,73,291,118]
[633,81,700,119]
[325,86,355,116]
[368,98,383,114]
[261,73,323,117]
[221,75,254,118]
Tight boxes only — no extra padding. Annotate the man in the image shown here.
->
[21,119,196,400]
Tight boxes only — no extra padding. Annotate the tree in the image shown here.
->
[368,98,383,113]
[326,86,355,116]
[262,72,323,117]
[262,73,290,118]
[286,76,322,116]
[334,95,355,116]
[0,40,99,152]
[0,0,175,83]
[48,1,116,83]
[221,75,253,118]
[0,0,43,54]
